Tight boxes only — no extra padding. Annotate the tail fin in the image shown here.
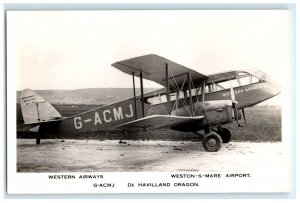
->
[20,89,62,124]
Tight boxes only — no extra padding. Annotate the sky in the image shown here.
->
[7,10,291,105]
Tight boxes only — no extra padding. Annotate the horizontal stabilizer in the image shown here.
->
[17,118,63,132]
[116,115,205,130]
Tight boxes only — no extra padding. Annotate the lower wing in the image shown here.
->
[116,115,205,130]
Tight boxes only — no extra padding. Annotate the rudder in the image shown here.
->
[20,89,62,124]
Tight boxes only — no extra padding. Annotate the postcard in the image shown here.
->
[6,8,292,194]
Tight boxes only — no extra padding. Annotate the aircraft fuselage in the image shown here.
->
[38,76,280,135]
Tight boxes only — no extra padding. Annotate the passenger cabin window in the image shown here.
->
[186,88,201,97]
[146,91,186,105]
[146,94,167,105]
[206,72,262,93]
[146,88,202,105]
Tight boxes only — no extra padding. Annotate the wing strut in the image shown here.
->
[140,72,145,117]
[187,73,193,117]
[201,81,205,103]
[165,63,171,115]
[132,72,137,120]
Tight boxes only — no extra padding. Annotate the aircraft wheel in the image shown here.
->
[36,137,40,145]
[202,132,222,152]
[218,127,232,143]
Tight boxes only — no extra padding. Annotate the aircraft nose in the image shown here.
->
[271,80,281,96]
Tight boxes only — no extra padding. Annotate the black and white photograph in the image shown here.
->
[6,7,293,194]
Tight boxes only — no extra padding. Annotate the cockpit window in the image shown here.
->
[237,73,260,86]
[250,70,267,81]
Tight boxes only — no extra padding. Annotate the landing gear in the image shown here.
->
[202,132,222,152]
[193,127,228,152]
[217,127,232,143]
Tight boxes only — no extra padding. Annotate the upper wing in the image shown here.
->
[116,115,205,130]
[112,54,207,90]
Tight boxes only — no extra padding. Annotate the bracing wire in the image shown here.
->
[143,69,199,117]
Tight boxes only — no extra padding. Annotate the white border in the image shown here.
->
[2,1,298,201]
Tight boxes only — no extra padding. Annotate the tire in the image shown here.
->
[202,132,222,152]
[218,127,232,143]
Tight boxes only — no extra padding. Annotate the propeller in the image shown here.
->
[230,83,247,127]
[230,82,239,127]
[242,108,247,126]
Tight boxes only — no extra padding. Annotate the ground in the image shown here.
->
[17,139,284,172]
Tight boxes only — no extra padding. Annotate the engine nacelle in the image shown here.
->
[202,101,233,126]
[171,100,233,132]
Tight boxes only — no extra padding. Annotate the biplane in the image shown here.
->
[19,54,281,152]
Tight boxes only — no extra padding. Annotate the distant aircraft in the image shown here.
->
[19,54,281,151]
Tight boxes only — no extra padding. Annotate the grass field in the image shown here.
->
[16,104,281,142]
